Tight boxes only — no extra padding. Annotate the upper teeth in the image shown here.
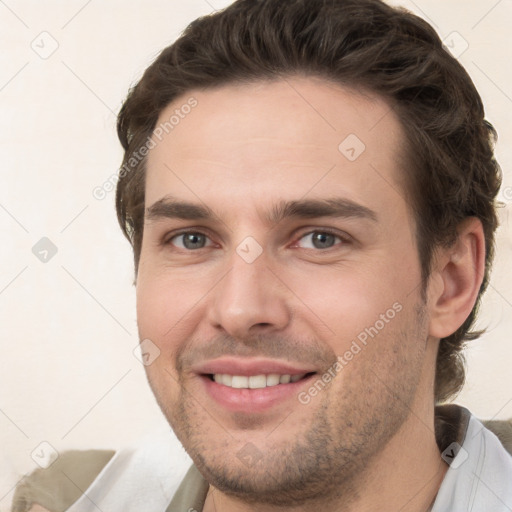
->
[213,374,306,389]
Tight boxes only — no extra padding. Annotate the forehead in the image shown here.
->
[144,77,409,221]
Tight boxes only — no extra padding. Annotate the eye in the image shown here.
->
[168,231,213,250]
[295,230,345,250]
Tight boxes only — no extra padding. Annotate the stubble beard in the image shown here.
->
[148,304,429,508]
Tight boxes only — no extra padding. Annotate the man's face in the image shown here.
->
[136,77,434,504]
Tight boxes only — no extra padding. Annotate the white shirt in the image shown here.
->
[431,414,512,511]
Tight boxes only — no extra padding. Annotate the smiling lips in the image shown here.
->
[193,357,318,412]
[212,373,308,389]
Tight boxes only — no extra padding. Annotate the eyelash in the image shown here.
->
[163,228,351,251]
[164,230,216,250]
[292,229,350,250]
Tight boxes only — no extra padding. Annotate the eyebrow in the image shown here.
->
[266,197,377,224]
[146,196,212,222]
[145,194,378,225]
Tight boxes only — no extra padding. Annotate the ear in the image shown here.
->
[428,217,486,339]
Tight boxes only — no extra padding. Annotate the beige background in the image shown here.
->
[1,0,511,508]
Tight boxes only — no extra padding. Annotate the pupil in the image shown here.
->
[313,232,334,249]
[184,233,204,249]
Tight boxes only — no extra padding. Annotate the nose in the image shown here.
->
[207,251,291,339]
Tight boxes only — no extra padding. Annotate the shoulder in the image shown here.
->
[11,449,115,512]
[435,403,512,456]
[483,418,512,455]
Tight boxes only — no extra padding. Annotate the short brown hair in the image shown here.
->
[115,0,502,403]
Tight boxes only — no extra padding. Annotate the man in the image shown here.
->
[12,0,512,510]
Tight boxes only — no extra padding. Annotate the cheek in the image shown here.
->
[136,278,170,338]
[135,274,190,399]
[285,255,419,364]
[289,264,405,335]
[136,265,205,339]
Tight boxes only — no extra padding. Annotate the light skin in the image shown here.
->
[134,77,485,511]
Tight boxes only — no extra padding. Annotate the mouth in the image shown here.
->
[193,358,319,413]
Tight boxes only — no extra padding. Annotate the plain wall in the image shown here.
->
[1,0,511,508]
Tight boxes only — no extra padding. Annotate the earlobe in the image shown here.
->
[428,217,486,339]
